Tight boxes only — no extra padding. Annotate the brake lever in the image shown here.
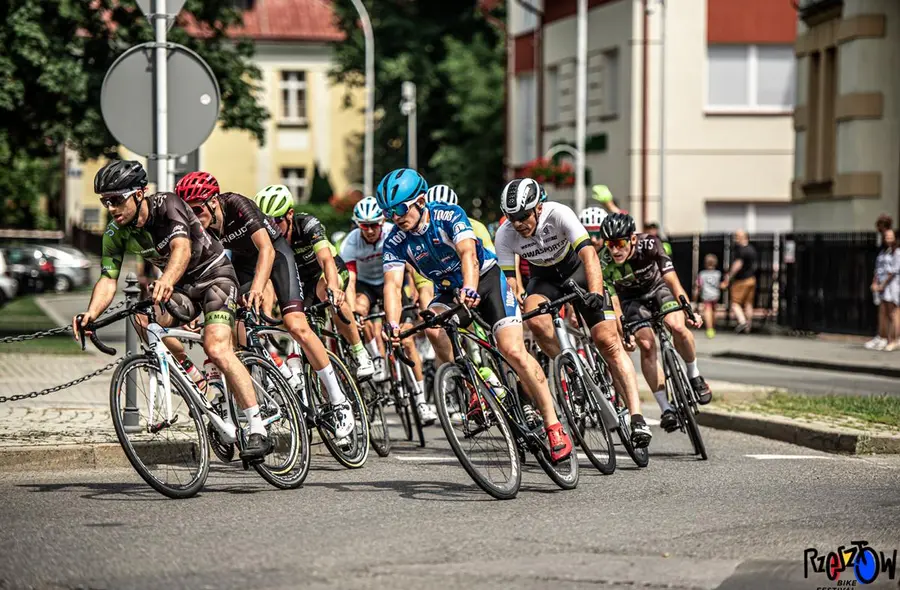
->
[75,314,87,351]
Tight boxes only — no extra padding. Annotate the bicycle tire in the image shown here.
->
[552,354,615,475]
[362,381,391,457]
[434,362,520,500]
[401,362,426,447]
[663,349,708,460]
[238,352,310,489]
[306,351,370,469]
[533,389,580,489]
[109,354,209,499]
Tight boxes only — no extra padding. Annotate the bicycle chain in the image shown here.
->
[0,356,125,403]
[0,300,127,344]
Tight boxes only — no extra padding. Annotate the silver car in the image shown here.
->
[36,245,92,293]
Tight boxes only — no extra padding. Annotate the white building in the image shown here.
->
[507,0,797,234]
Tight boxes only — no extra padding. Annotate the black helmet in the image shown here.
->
[94,160,148,194]
[600,212,636,240]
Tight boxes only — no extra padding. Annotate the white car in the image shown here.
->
[0,250,19,307]
[35,244,92,292]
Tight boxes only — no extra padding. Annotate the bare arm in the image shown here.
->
[249,229,275,295]
[455,238,480,290]
[383,269,405,328]
[315,247,339,292]
[723,259,743,284]
[577,245,605,295]
[74,277,118,337]
[159,238,190,287]
[663,271,689,303]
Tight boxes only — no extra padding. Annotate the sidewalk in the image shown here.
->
[694,331,900,378]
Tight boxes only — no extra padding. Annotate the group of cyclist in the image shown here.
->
[74,158,711,466]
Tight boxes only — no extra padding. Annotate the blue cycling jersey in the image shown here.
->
[383,202,496,292]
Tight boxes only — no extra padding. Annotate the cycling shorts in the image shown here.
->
[357,279,419,324]
[620,284,678,329]
[300,255,349,306]
[233,237,305,316]
[525,262,614,329]
[168,263,239,327]
[429,265,521,335]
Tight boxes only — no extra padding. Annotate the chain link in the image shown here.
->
[0,300,128,344]
[0,356,125,403]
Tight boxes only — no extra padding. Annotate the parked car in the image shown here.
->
[0,250,19,307]
[0,247,56,294]
[35,244,92,292]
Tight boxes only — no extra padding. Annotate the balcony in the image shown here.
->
[797,0,843,25]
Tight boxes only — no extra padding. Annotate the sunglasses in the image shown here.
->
[99,188,139,208]
[508,208,536,223]
[384,201,415,219]
[604,237,631,250]
[359,222,382,231]
[190,205,206,216]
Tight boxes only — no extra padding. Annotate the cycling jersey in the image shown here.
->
[101,192,227,284]
[209,192,280,256]
[287,212,339,279]
[470,219,495,253]
[495,202,591,281]
[340,222,394,285]
[383,202,496,292]
[601,233,675,300]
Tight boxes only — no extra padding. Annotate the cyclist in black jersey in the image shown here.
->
[600,213,712,432]
[253,184,371,376]
[73,160,272,460]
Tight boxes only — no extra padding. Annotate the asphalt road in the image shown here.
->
[1,416,898,590]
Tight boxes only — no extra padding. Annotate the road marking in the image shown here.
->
[394,455,456,462]
[745,454,843,460]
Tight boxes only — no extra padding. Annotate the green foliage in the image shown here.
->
[330,0,505,216]
[0,155,60,229]
[307,165,336,205]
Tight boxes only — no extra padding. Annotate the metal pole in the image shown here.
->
[402,81,417,170]
[123,273,141,432]
[575,0,588,213]
[349,0,375,193]
[658,0,667,230]
[154,0,168,193]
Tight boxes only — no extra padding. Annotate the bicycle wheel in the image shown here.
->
[306,351,370,469]
[238,352,310,489]
[663,349,708,460]
[362,381,391,457]
[532,389,580,490]
[109,354,209,499]
[434,362,520,500]
[391,368,414,441]
[401,362,426,447]
[552,354,615,475]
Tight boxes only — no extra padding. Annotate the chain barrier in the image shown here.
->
[0,356,125,403]
[0,300,127,344]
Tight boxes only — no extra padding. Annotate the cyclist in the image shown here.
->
[599,213,712,432]
[579,207,608,251]
[495,179,651,447]
[253,184,371,376]
[424,185,495,253]
[341,196,437,425]
[175,172,365,438]
[376,168,573,463]
[73,160,271,460]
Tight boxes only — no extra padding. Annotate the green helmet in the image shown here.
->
[254,184,294,217]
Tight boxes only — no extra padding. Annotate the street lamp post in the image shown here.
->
[658,0,667,230]
[401,81,417,170]
[575,0,588,213]
[348,0,374,195]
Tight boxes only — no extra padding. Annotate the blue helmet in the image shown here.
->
[376,168,428,212]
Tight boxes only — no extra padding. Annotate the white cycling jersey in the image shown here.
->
[495,202,591,279]
[340,222,395,285]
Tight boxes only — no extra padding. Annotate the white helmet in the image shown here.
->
[425,184,458,206]
[579,207,608,229]
[500,178,542,218]
[352,196,385,224]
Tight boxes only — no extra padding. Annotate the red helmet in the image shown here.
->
[175,171,219,203]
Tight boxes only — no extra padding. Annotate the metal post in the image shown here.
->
[575,0,588,213]
[349,0,375,193]
[402,81,417,170]
[154,0,169,193]
[658,0,667,230]
[123,272,141,432]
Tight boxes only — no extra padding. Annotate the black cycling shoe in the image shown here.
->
[630,415,652,449]
[689,376,712,404]
[660,409,678,432]
[240,433,274,461]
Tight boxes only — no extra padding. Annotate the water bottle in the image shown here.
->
[285,353,307,406]
[179,357,207,394]
[478,367,507,403]
[202,359,223,403]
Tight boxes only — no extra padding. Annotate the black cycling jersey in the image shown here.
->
[209,192,280,256]
[101,192,227,284]
[601,233,675,300]
[287,212,338,278]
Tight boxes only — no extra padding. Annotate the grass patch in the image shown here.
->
[0,296,80,354]
[744,392,900,430]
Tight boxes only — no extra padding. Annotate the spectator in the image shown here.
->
[720,230,757,333]
[591,184,626,215]
[694,254,722,339]
[869,228,899,351]
[643,222,672,256]
[865,214,894,349]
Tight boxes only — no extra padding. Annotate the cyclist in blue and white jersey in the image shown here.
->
[377,168,573,463]
[341,197,437,425]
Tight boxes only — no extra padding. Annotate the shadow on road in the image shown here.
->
[302,478,489,502]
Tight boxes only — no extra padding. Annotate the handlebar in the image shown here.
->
[360,302,419,323]
[305,289,351,325]
[519,278,598,322]
[78,299,156,356]
[621,294,695,340]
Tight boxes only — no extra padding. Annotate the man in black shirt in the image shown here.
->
[720,230,758,333]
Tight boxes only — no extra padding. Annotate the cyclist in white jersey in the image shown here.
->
[495,179,651,447]
[341,197,437,425]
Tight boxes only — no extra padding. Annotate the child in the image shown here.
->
[695,254,722,338]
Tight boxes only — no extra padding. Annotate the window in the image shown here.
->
[546,66,559,126]
[515,73,537,163]
[279,71,307,125]
[603,49,619,116]
[707,45,795,112]
[83,208,101,226]
[280,167,307,203]
[803,47,837,183]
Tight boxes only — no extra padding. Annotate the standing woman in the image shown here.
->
[872,229,900,351]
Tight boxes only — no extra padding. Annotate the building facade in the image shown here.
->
[67,0,363,232]
[507,0,797,234]
[791,0,900,231]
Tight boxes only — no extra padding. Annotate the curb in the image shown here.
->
[710,351,900,379]
[696,407,900,454]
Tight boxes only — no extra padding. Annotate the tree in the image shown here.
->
[307,164,336,205]
[0,0,268,226]
[330,0,505,216]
